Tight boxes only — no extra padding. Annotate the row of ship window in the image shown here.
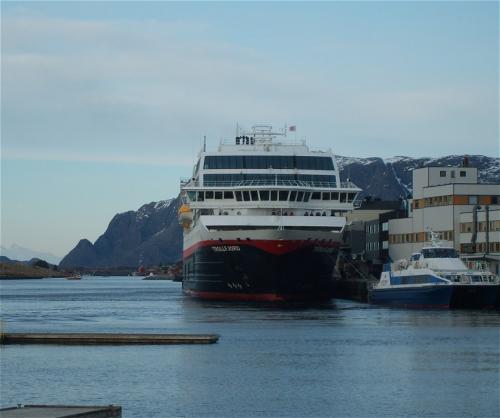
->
[203,174,336,186]
[188,190,357,203]
[203,155,334,170]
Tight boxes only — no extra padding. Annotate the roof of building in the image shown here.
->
[358,200,403,211]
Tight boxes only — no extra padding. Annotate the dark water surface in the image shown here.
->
[1,277,499,417]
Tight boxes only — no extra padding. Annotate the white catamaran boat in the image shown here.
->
[369,232,499,309]
[178,125,361,301]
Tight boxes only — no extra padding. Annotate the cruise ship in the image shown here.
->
[178,125,361,301]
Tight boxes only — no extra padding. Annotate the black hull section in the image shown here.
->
[450,285,499,309]
[182,243,338,301]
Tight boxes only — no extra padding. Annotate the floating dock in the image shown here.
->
[0,404,121,418]
[0,332,219,345]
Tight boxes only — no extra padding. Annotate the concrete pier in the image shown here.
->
[1,332,219,345]
[0,404,121,418]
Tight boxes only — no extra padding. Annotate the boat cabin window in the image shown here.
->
[205,191,214,199]
[271,190,278,201]
[410,253,421,261]
[290,191,297,201]
[259,190,270,201]
[340,193,346,203]
[197,192,204,201]
[348,193,357,203]
[243,191,251,201]
[235,191,242,201]
[304,192,311,202]
[421,248,459,258]
[297,191,304,202]
[224,191,234,199]
[332,192,339,200]
[311,192,321,200]
[322,192,329,200]
[187,191,196,201]
[214,191,223,199]
[251,191,259,201]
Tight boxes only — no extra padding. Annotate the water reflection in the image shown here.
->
[1,277,499,417]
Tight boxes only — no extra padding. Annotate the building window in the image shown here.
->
[469,196,478,205]
[460,171,466,177]
[440,171,446,177]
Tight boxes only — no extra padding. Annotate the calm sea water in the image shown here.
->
[1,277,499,417]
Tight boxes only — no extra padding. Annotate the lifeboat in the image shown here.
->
[178,204,193,229]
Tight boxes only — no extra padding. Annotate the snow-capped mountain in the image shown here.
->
[0,244,62,265]
[59,199,181,269]
[336,154,499,200]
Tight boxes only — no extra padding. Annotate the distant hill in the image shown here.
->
[0,244,62,265]
[0,259,64,279]
[60,155,499,269]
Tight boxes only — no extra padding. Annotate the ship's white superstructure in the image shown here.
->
[179,125,361,301]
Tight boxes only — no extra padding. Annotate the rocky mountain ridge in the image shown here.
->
[336,154,499,200]
[59,155,499,269]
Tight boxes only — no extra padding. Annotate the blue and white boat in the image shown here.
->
[369,262,454,308]
[369,233,499,309]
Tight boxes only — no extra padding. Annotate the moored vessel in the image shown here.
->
[369,264,454,308]
[369,233,499,309]
[179,125,361,301]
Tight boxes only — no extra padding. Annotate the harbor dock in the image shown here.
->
[0,404,121,418]
[0,332,219,345]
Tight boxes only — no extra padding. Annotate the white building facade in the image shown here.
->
[459,208,500,275]
[388,165,500,263]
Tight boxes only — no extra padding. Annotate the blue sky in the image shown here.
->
[1,1,499,257]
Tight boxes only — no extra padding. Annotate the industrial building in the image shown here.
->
[388,161,500,274]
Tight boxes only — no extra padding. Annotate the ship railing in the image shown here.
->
[181,179,360,190]
[180,177,191,186]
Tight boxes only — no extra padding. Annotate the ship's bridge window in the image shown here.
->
[203,155,334,170]
[297,191,304,201]
[271,190,278,201]
[279,191,289,201]
[340,193,346,203]
[243,191,251,201]
[251,191,259,201]
[235,191,243,201]
[205,191,214,199]
[422,248,459,258]
[187,191,196,201]
[290,191,298,201]
[224,191,234,199]
[332,192,339,200]
[311,192,321,200]
[214,191,223,199]
[348,192,357,202]
[304,192,311,202]
[259,190,270,200]
[322,192,329,200]
[197,192,204,201]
